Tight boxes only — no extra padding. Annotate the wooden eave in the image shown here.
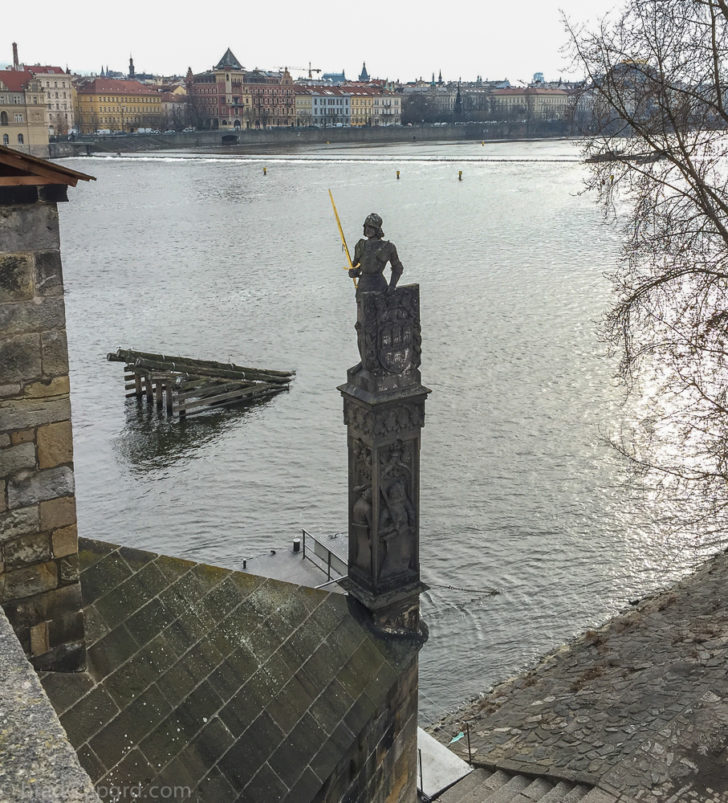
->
[0,145,95,187]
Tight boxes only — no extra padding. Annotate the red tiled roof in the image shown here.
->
[77,78,159,96]
[28,65,65,75]
[0,69,36,92]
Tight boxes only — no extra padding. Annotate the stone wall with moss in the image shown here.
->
[0,187,86,671]
[321,655,420,802]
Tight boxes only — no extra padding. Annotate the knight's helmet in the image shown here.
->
[364,213,384,238]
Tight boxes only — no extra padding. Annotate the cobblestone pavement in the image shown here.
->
[429,548,728,802]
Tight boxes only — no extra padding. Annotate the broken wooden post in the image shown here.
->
[107,348,295,419]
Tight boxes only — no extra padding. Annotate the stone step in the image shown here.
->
[539,780,586,802]
[437,768,492,802]
[563,784,591,801]
[479,774,531,802]
[481,769,515,792]
[433,769,598,803]
[519,777,558,800]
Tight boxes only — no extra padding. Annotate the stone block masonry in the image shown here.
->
[39,538,421,802]
[0,184,86,671]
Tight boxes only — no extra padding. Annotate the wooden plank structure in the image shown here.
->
[0,144,95,187]
[107,348,294,418]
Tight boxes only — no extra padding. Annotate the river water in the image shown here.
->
[57,139,714,724]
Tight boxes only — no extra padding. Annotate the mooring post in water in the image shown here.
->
[338,212,430,640]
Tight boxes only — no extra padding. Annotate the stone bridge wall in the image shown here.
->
[0,185,86,671]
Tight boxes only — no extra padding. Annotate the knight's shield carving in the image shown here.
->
[378,307,413,373]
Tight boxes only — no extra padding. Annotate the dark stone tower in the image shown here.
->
[340,285,429,639]
[455,80,463,119]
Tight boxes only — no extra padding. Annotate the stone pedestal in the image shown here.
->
[339,285,429,639]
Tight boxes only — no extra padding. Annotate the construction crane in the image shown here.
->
[279,62,322,79]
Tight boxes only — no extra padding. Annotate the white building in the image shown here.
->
[28,67,75,135]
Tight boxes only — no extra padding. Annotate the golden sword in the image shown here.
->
[328,189,358,288]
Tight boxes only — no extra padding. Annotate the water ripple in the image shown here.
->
[59,139,708,723]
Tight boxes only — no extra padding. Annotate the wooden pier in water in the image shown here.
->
[107,348,295,418]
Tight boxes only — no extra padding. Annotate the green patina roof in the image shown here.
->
[214,48,243,71]
[40,538,415,802]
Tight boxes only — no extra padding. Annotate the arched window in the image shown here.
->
[17,133,24,144]
[2,134,8,145]
[0,111,7,126]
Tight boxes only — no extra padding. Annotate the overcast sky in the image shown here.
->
[4,0,620,84]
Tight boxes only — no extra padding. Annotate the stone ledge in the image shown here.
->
[0,605,98,801]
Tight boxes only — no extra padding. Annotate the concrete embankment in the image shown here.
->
[48,121,572,158]
[430,548,728,802]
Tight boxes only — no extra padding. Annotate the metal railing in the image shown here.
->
[301,528,346,582]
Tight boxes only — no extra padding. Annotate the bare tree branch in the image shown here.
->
[566,0,728,539]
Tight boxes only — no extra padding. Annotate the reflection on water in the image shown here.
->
[114,397,272,474]
[58,139,718,724]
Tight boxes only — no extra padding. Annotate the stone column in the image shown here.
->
[0,184,86,670]
[339,285,429,638]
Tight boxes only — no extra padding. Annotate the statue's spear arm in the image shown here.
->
[328,189,357,287]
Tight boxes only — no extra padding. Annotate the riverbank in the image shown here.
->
[48,120,574,158]
[429,547,728,801]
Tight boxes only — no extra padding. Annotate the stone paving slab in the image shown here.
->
[429,547,728,802]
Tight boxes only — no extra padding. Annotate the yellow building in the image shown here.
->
[294,87,314,126]
[75,78,162,133]
[490,88,568,121]
[0,69,49,155]
[348,88,375,127]
[528,88,569,119]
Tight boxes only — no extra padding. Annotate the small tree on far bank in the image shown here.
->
[566,0,728,540]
